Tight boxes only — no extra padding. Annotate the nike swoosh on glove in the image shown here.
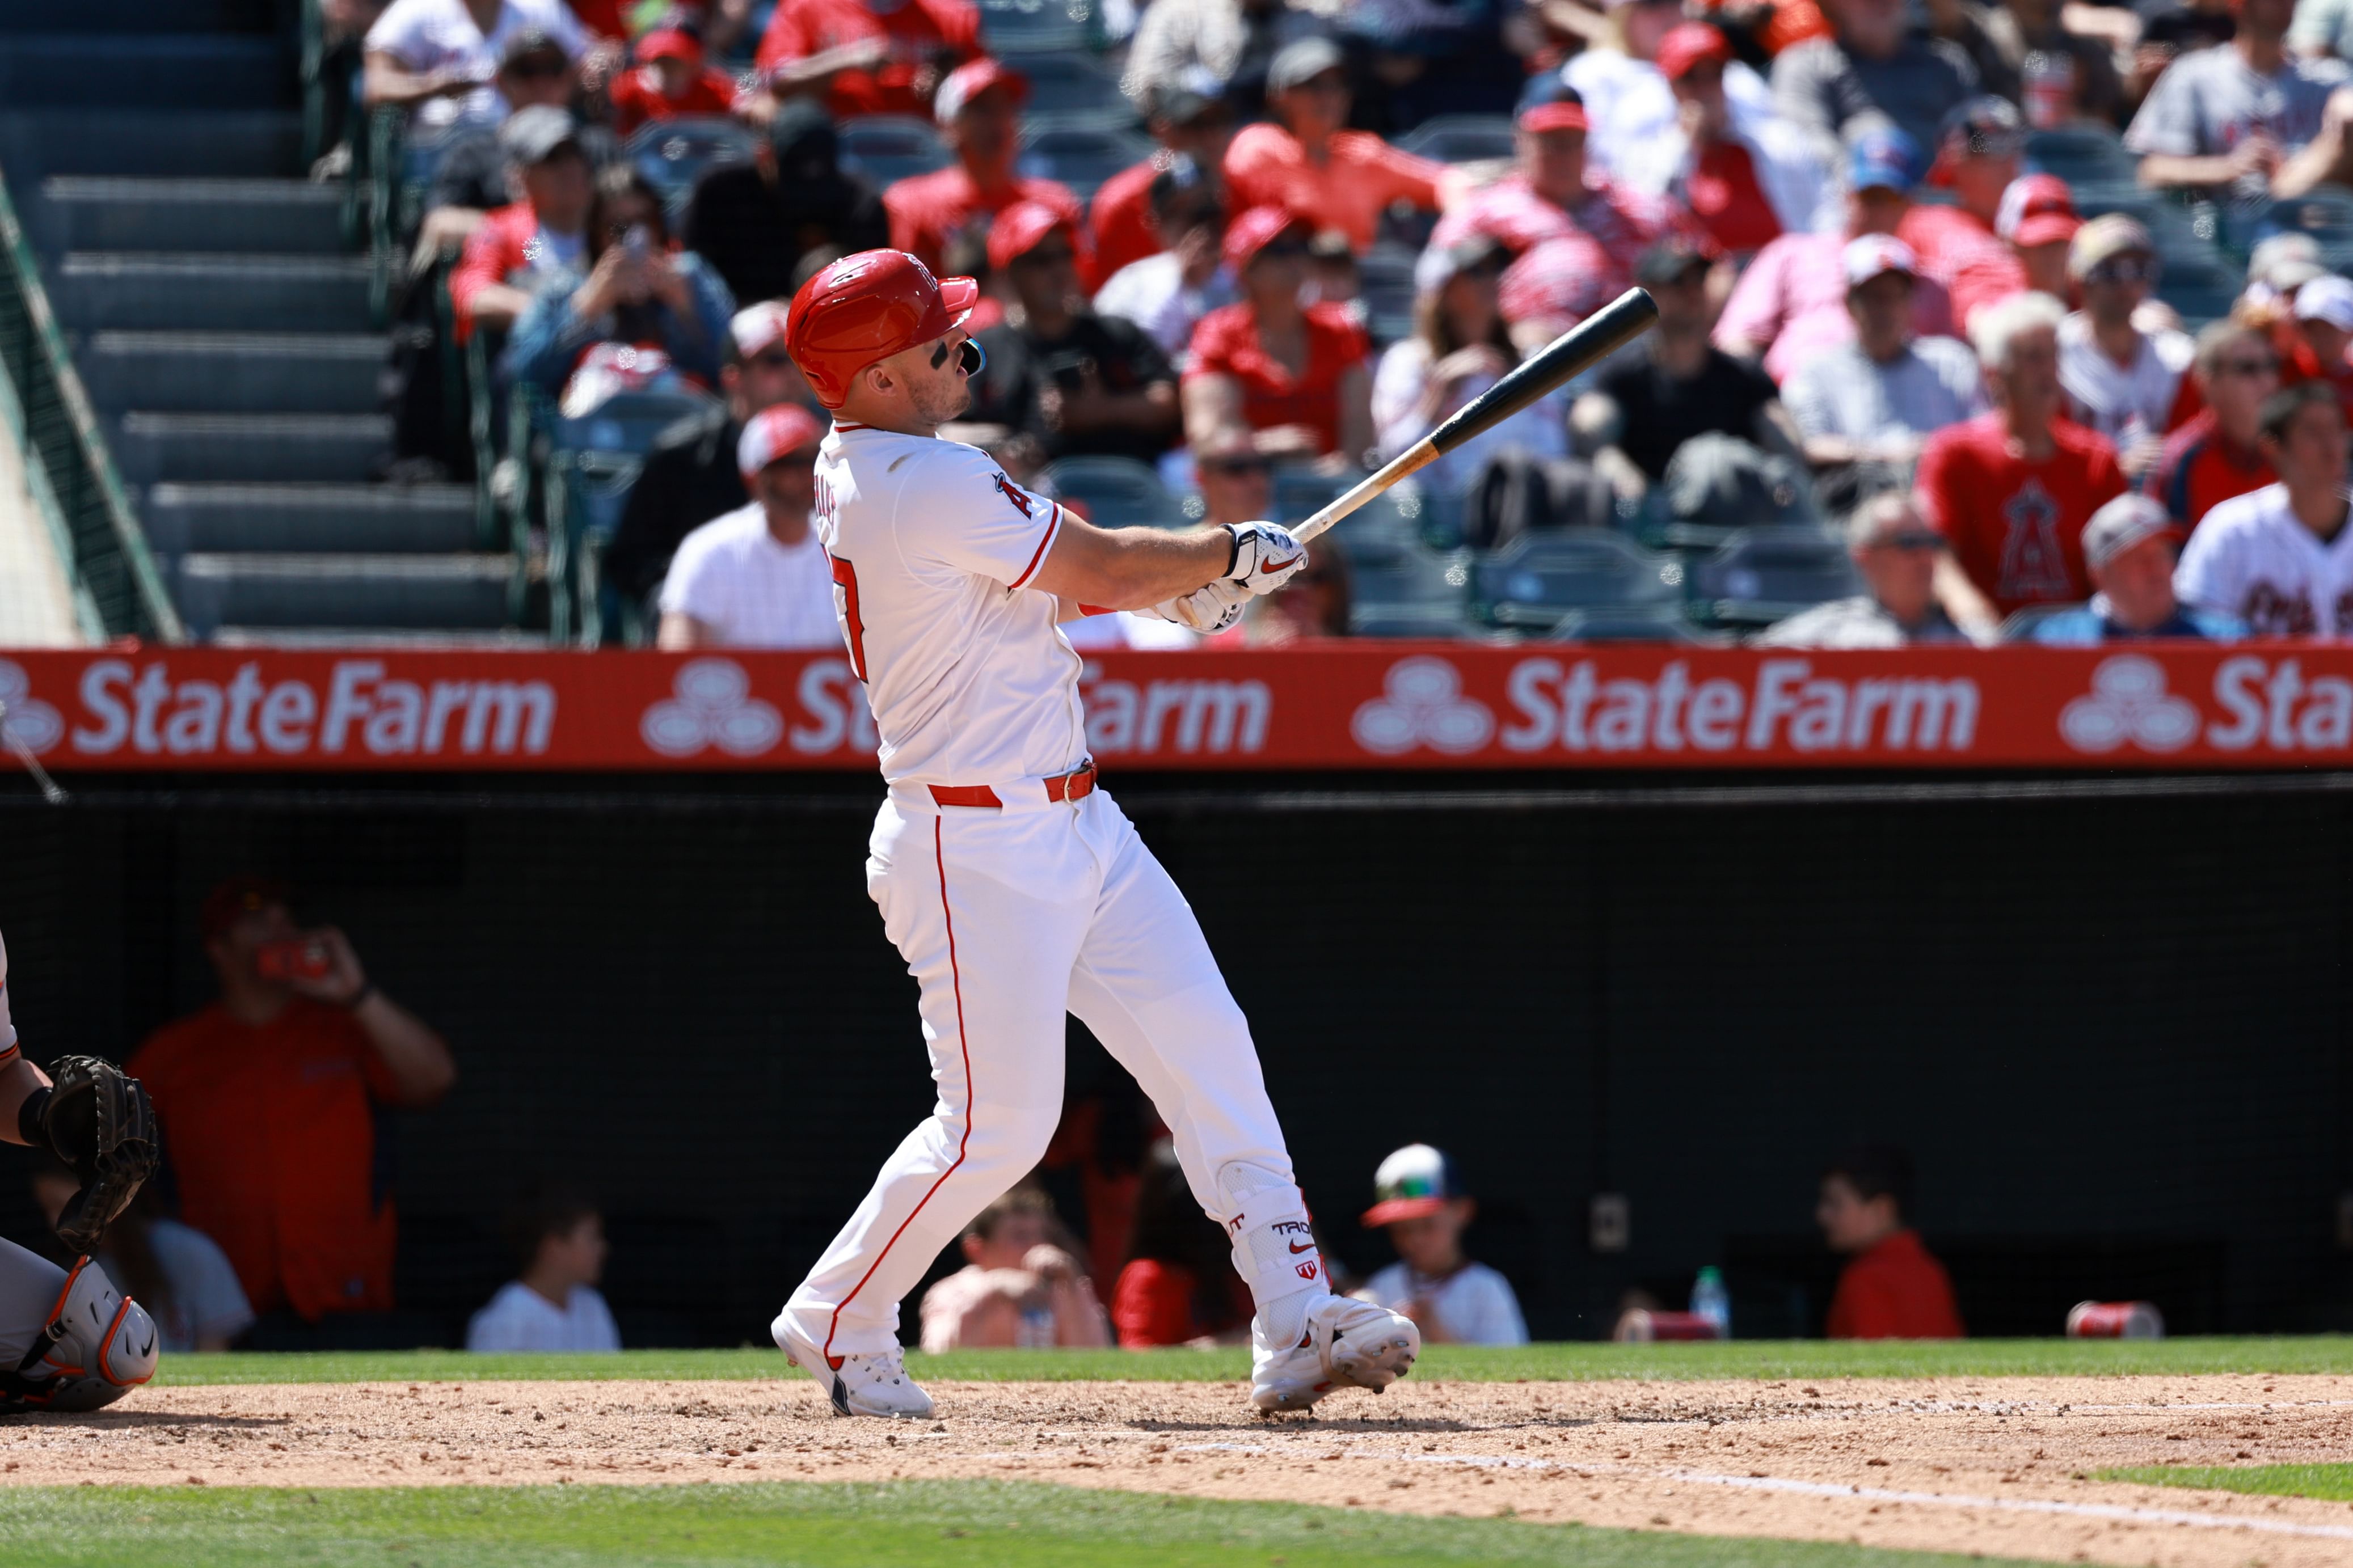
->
[1225,521,1309,596]
[1143,578,1249,633]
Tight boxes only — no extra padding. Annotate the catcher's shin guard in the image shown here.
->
[0,1256,157,1412]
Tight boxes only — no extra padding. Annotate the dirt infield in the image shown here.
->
[7,1373,2353,1566]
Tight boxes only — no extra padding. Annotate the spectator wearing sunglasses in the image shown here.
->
[1182,205,1376,468]
[2148,321,2279,535]
[1757,492,1967,646]
[1625,24,1834,262]
[1896,98,2028,337]
[2284,274,2353,425]
[2058,216,2193,482]
[1092,157,1237,361]
[1783,236,1984,471]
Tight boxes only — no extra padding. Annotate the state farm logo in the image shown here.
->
[640,659,783,758]
[0,662,61,755]
[1352,657,1494,756]
[2059,655,2199,754]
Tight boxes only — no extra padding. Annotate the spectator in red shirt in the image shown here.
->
[127,878,457,1333]
[606,25,739,136]
[2149,320,2279,532]
[1915,290,2128,631]
[883,58,1087,281]
[1182,205,1376,467]
[1818,1145,1964,1340]
[1222,37,1456,255]
[1993,173,2078,303]
[1111,1146,1251,1347]
[1091,81,1238,285]
[748,0,980,123]
[1898,96,2030,336]
[1647,22,1832,259]
[449,105,596,339]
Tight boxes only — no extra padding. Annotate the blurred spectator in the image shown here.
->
[2292,0,2353,58]
[1182,206,1376,466]
[1120,0,1336,120]
[1567,0,1776,184]
[1181,431,1354,643]
[1347,1144,1527,1347]
[1624,23,1835,257]
[466,1185,620,1352]
[31,1168,252,1354]
[2127,0,2353,200]
[1915,291,2128,631]
[2177,381,2353,633]
[2058,215,2191,479]
[2027,493,2244,640]
[1221,38,1454,255]
[1972,0,2122,123]
[1715,127,1955,382]
[1772,0,1979,161]
[1093,157,1238,358]
[2287,274,2353,420]
[656,405,838,648]
[1818,1144,1963,1339]
[1757,491,1969,645]
[918,1188,1112,1351]
[967,205,1183,465]
[415,29,590,260]
[748,0,981,123]
[1783,236,1985,469]
[1495,230,1624,343]
[884,60,1087,280]
[1337,0,1526,131]
[1374,234,1568,508]
[2149,320,2279,532]
[606,302,810,606]
[1091,81,1239,284]
[364,0,588,134]
[684,98,888,313]
[129,878,457,1329]
[2248,233,2328,302]
[606,24,740,136]
[1111,1144,1252,1347]
[1897,97,2029,336]
[1307,229,1361,314]
[502,167,736,406]
[1994,174,2080,301]
[1579,243,1797,494]
[449,106,596,340]
[2135,0,2236,78]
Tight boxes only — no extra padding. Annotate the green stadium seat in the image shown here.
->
[1685,524,1859,628]
[1041,455,1188,529]
[838,115,951,187]
[1473,528,1680,631]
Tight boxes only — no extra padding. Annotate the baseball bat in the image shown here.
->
[1291,286,1660,544]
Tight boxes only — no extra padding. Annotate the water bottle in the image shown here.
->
[1017,1304,1055,1348]
[1690,1266,1730,1339]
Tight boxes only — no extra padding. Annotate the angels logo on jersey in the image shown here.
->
[1996,480,2073,604]
[993,472,1035,519]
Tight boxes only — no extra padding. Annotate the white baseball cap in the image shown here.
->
[1842,234,1917,287]
[2294,273,2353,331]
[731,301,791,358]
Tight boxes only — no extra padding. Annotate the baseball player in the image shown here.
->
[0,930,162,1410]
[771,248,1419,1418]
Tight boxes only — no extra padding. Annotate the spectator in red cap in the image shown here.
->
[1182,205,1374,467]
[2059,215,2193,479]
[1629,22,1833,260]
[2148,320,2279,534]
[1915,290,2127,631]
[1897,97,2030,336]
[1975,0,2120,125]
[1818,1144,1963,1339]
[1565,0,1776,185]
[1495,231,1622,345]
[883,59,1088,282]
[1221,38,1457,255]
[964,203,1183,466]
[1090,82,1238,286]
[607,25,740,137]
[749,0,980,123]
[1994,173,2078,302]
[129,878,457,1336]
[657,403,838,648]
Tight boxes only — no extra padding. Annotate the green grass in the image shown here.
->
[2098,1463,2353,1502]
[0,1482,2048,1568]
[147,1337,2353,1388]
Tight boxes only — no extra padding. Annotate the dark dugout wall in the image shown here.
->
[0,771,2347,1345]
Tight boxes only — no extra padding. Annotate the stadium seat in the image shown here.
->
[1040,454,1188,529]
[1009,52,1129,117]
[838,115,951,187]
[1016,115,1154,203]
[2023,124,2137,188]
[1684,525,1859,628]
[1395,115,1517,167]
[1348,540,1475,637]
[978,0,1095,55]
[628,118,757,219]
[541,389,718,643]
[1473,528,1680,631]
[1357,246,1418,346]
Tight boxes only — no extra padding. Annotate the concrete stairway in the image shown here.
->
[0,1,516,643]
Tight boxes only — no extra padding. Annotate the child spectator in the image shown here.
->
[917,1187,1111,1351]
[1818,1144,1963,1339]
[31,1167,252,1354]
[657,404,839,648]
[1350,1144,1527,1346]
[1111,1144,1251,1347]
[467,1185,621,1352]
[606,25,740,137]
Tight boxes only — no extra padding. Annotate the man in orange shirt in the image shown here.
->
[1818,1144,1963,1339]
[129,878,457,1336]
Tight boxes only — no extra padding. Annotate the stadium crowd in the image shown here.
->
[334,0,2353,649]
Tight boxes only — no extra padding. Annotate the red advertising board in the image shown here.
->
[0,643,2348,772]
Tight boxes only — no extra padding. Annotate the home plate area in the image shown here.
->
[8,1375,2353,1565]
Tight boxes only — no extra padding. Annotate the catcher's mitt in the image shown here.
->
[38,1056,159,1254]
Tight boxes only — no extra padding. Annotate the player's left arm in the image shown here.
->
[1031,512,1306,611]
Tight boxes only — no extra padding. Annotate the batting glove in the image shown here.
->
[1225,521,1309,597]
[1143,578,1249,633]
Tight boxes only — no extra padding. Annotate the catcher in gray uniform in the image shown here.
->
[0,929,161,1410]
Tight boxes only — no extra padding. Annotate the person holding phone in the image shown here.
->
[126,878,456,1342]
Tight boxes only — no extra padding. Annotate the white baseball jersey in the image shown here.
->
[2176,482,2353,635]
[2058,312,2191,451]
[811,423,1086,788]
[657,503,840,649]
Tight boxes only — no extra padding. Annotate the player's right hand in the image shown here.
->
[1225,522,1309,597]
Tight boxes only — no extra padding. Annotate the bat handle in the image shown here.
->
[1290,439,1440,545]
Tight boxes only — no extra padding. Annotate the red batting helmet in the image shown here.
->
[785,249,979,409]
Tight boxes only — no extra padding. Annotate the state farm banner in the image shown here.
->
[0,644,2349,772]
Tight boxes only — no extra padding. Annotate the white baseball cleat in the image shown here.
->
[1250,1295,1420,1413]
[773,1315,935,1420]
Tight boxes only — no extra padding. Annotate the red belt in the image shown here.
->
[930,760,1097,810]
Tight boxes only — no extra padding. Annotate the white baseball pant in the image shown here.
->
[777,783,1325,1362]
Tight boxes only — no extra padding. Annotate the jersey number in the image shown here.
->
[830,555,870,683]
